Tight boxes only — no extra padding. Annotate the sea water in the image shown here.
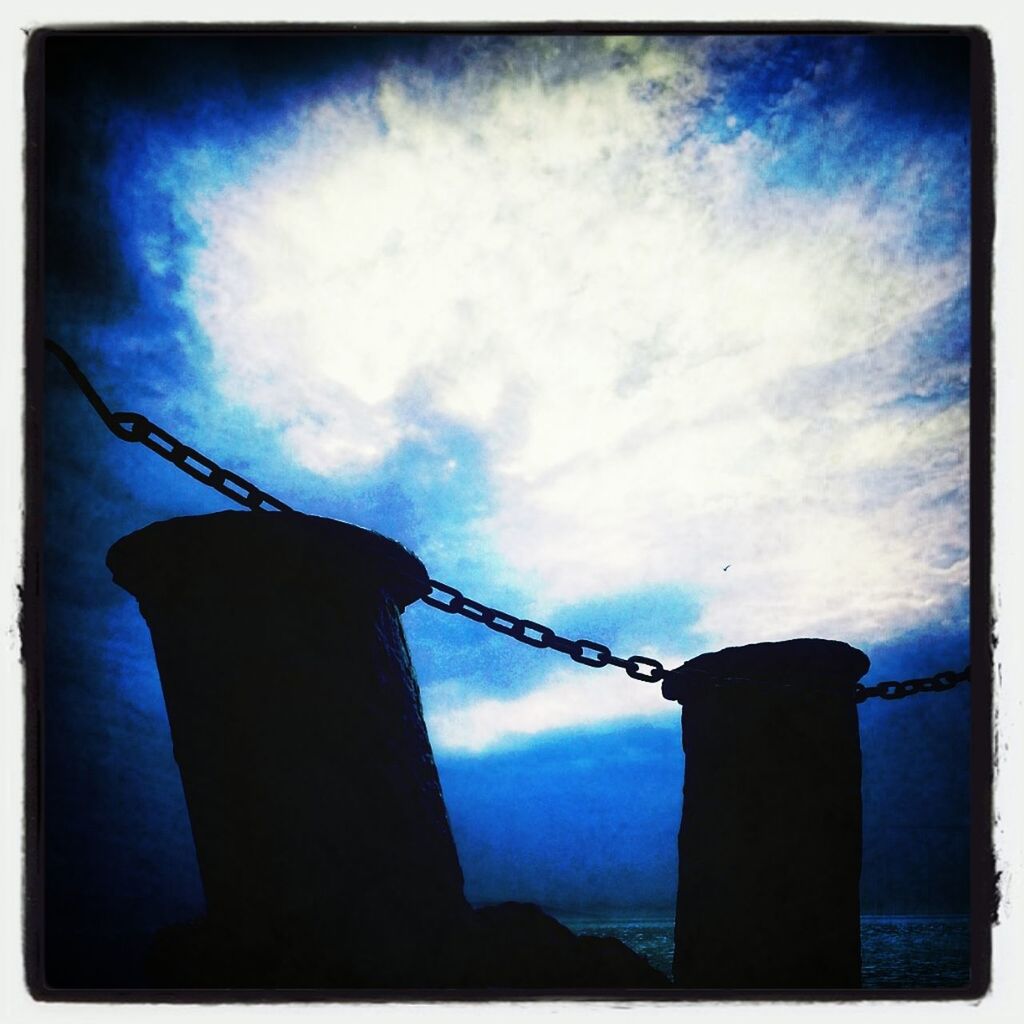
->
[860,915,970,989]
[552,911,971,988]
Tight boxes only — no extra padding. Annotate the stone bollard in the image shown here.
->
[662,638,869,989]
[107,511,471,986]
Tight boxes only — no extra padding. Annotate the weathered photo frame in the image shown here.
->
[23,24,993,1002]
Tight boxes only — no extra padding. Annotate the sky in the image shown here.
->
[38,31,975,985]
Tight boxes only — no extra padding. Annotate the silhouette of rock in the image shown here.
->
[145,901,668,989]
[464,902,669,988]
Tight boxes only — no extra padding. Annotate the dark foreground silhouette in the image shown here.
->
[108,512,667,989]
[664,638,868,988]
[146,901,668,988]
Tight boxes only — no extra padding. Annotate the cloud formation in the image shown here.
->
[182,35,968,691]
[424,664,679,754]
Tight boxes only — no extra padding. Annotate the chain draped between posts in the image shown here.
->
[421,579,665,681]
[44,337,972,700]
[853,666,970,702]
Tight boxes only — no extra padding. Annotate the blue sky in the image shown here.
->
[59,33,969,744]
[41,32,973,973]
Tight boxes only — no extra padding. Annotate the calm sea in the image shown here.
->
[552,911,971,989]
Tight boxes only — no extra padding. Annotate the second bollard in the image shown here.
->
[663,638,869,989]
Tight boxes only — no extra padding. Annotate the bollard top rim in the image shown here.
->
[106,511,430,610]
[678,638,870,690]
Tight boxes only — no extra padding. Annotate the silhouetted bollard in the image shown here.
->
[662,638,869,989]
[107,511,471,986]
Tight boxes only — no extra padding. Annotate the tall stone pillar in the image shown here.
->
[663,638,868,989]
[107,511,470,986]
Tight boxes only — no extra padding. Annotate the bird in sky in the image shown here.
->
[723,564,731,572]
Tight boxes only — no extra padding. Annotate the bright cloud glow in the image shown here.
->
[172,37,969,748]
[424,664,680,754]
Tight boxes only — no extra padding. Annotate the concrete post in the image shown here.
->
[107,511,470,985]
[662,638,869,989]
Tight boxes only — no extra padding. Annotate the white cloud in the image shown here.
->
[423,664,680,754]
[185,35,969,657]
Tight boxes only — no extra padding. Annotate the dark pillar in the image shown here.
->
[107,511,470,986]
[662,638,868,989]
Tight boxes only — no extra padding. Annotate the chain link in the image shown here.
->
[46,337,971,695]
[47,339,293,513]
[854,666,970,703]
[113,412,293,512]
[421,579,667,681]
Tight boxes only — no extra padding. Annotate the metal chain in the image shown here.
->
[46,337,669,683]
[112,412,294,513]
[45,337,971,696]
[660,663,971,703]
[46,338,293,514]
[854,666,970,703]
[420,580,666,682]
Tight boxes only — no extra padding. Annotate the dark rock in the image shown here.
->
[146,904,670,989]
[463,902,669,989]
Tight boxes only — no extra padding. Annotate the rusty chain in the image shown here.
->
[45,337,971,698]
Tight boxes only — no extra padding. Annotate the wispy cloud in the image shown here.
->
[424,663,680,754]
[166,36,968,720]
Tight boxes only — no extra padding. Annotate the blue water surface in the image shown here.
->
[551,911,971,989]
